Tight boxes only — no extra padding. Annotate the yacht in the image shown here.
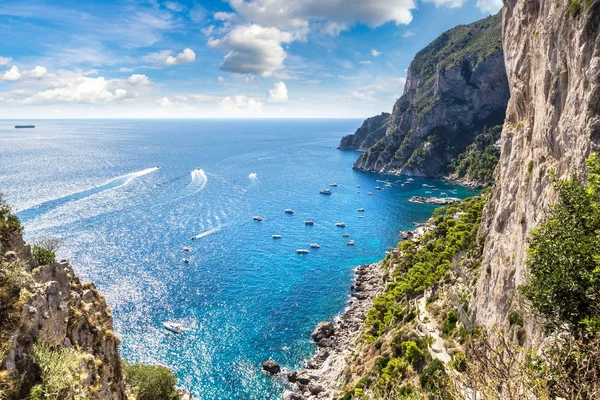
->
[304,220,315,225]
[335,222,346,228]
[347,240,356,246]
[330,183,339,187]
[375,187,381,190]
[356,185,361,188]
[284,209,295,214]
[407,178,414,182]
[310,243,321,249]
[368,192,374,196]
[320,189,332,195]
[182,258,190,264]
[296,249,309,254]
[183,247,190,252]
[272,235,282,239]
[358,208,365,212]
[164,322,186,334]
[253,216,263,222]
[342,233,350,237]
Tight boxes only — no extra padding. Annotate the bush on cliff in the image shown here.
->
[0,192,22,243]
[32,245,56,266]
[125,362,179,400]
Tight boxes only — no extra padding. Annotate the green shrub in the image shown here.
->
[442,310,460,335]
[402,341,424,366]
[419,359,448,394]
[32,245,56,266]
[568,0,582,16]
[0,192,22,241]
[508,311,523,327]
[521,154,600,336]
[31,342,82,400]
[125,363,179,400]
[450,352,467,372]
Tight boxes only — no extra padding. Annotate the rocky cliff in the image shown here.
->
[338,113,390,151]
[474,0,600,334]
[351,13,510,178]
[0,229,126,399]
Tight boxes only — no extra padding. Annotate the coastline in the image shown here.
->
[283,262,385,400]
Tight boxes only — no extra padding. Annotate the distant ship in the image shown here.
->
[15,125,35,129]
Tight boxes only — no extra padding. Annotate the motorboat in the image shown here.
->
[358,216,365,219]
[368,192,374,196]
[310,243,321,249]
[183,247,190,252]
[320,189,332,195]
[342,233,350,237]
[358,208,365,212]
[347,240,355,246]
[284,209,295,214]
[296,249,309,254]
[356,185,361,188]
[305,220,315,225]
[164,322,186,334]
[330,183,339,187]
[182,258,190,264]
[407,178,414,182]
[385,183,392,188]
[375,187,381,190]
[335,222,346,228]
[272,235,282,239]
[253,216,263,222]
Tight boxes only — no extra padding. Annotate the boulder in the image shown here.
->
[283,390,305,400]
[296,372,311,385]
[308,381,325,395]
[311,322,334,343]
[261,360,281,375]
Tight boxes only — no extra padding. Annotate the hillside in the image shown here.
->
[347,13,509,180]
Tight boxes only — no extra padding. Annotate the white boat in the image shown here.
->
[164,322,186,334]
[182,258,190,264]
[305,220,315,225]
[358,208,365,212]
[441,192,447,195]
[407,178,414,182]
[356,185,361,188]
[335,222,346,228]
[368,192,374,196]
[375,187,381,190]
[385,183,392,188]
[320,189,332,195]
[359,216,365,218]
[284,209,295,214]
[183,247,190,252]
[310,243,320,248]
[347,240,355,246]
[253,216,263,222]
[330,183,339,187]
[297,249,309,254]
[272,235,282,239]
[342,233,350,237]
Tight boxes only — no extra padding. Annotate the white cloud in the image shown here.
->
[423,0,466,7]
[208,24,293,77]
[0,57,11,66]
[217,76,225,83]
[142,50,173,63]
[476,0,502,13]
[189,5,206,22]
[127,74,151,85]
[360,60,372,65]
[22,66,47,78]
[402,31,415,37]
[350,90,376,102]
[120,67,134,72]
[214,11,235,21]
[371,49,381,57]
[267,82,288,103]
[21,76,131,104]
[219,95,263,112]
[157,97,173,107]
[228,0,416,35]
[164,1,184,12]
[164,48,196,65]
[2,66,21,81]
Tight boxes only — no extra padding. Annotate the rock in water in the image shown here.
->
[283,390,305,400]
[311,321,334,343]
[261,360,281,375]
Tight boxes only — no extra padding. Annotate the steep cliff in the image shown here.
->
[474,0,600,333]
[338,113,390,151]
[352,13,509,178]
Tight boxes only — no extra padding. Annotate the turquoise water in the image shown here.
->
[0,120,478,399]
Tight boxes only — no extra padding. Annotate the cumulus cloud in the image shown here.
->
[2,66,21,81]
[349,76,407,103]
[214,11,235,21]
[423,0,467,7]
[219,95,263,112]
[127,74,151,85]
[157,97,173,107]
[267,82,288,103]
[21,76,130,105]
[371,49,381,57]
[217,76,225,83]
[22,66,47,79]
[142,49,173,63]
[208,25,293,77]
[350,90,376,102]
[0,57,11,66]
[476,0,503,13]
[164,1,184,11]
[360,60,372,65]
[164,48,196,65]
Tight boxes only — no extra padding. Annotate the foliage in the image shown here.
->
[520,154,600,336]
[124,363,179,400]
[365,194,486,337]
[0,192,22,243]
[419,359,449,398]
[449,124,502,186]
[30,343,85,400]
[568,0,582,16]
[32,245,56,266]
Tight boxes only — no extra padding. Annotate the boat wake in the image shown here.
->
[188,169,208,192]
[16,167,159,223]
[192,225,224,240]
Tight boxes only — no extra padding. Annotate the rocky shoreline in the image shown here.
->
[409,196,461,205]
[279,262,385,400]
[443,174,487,189]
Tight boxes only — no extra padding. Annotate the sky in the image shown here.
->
[0,0,502,119]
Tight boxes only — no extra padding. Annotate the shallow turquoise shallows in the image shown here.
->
[0,120,478,399]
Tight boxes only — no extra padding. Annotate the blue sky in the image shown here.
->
[0,0,501,118]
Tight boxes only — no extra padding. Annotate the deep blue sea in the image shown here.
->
[0,120,478,399]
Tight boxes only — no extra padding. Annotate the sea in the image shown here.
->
[0,119,478,399]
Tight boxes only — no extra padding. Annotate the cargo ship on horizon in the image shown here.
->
[15,125,35,129]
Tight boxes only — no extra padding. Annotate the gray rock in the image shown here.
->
[261,360,281,375]
[296,372,311,385]
[308,381,325,395]
[311,322,334,343]
[283,390,305,400]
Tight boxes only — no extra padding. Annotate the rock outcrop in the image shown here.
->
[338,113,390,151]
[474,0,600,338]
[351,13,509,178]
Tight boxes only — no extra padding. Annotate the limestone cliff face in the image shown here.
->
[1,231,126,399]
[474,0,600,334]
[338,113,390,151]
[353,13,509,178]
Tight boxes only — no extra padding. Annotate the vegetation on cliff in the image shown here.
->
[449,125,502,186]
